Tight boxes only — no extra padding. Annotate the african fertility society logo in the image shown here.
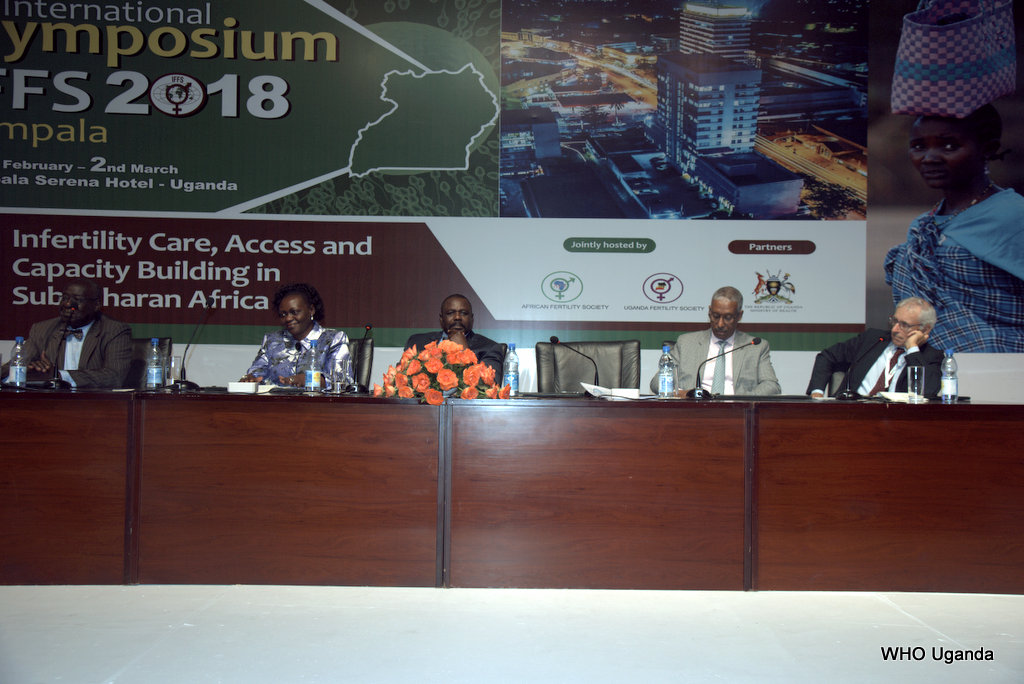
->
[542,271,583,303]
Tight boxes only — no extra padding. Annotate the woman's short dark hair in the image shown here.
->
[273,283,325,323]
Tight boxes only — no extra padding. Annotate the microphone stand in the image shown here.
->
[834,336,887,400]
[549,336,599,391]
[688,337,761,400]
[353,324,372,393]
[167,298,215,392]
[44,310,75,390]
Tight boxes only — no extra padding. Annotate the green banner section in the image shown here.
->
[563,237,657,253]
[1,0,500,215]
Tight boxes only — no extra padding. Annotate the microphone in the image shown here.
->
[689,337,761,400]
[350,324,373,393]
[834,336,887,400]
[43,305,77,390]
[549,336,600,390]
[168,296,215,392]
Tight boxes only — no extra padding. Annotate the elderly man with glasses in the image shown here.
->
[3,278,131,388]
[807,296,943,399]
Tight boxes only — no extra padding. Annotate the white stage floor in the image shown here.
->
[1,586,1021,683]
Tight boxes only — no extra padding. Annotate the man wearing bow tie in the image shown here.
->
[12,278,131,388]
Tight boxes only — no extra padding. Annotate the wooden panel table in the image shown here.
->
[447,400,749,589]
[754,401,1024,593]
[5,390,1021,593]
[1,390,132,584]
[135,394,441,586]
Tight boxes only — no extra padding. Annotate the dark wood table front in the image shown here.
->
[1,390,132,584]
[4,390,1021,593]
[448,400,749,589]
[754,401,1024,593]
[135,394,441,586]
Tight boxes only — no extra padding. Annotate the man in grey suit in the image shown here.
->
[650,286,781,396]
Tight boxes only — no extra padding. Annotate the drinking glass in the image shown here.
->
[167,355,183,384]
[328,357,353,394]
[907,365,926,404]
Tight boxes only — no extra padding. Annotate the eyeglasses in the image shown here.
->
[889,315,923,332]
[60,294,98,306]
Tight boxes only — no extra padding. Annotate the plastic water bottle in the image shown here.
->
[940,349,958,404]
[145,338,164,388]
[502,343,519,397]
[304,338,322,391]
[657,344,676,397]
[9,336,27,387]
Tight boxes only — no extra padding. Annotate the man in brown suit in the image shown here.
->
[12,278,131,388]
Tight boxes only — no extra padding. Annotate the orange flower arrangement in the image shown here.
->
[374,339,510,405]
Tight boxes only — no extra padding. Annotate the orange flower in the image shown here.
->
[438,339,461,354]
[406,359,422,375]
[479,363,496,386]
[484,385,498,399]
[395,373,410,388]
[424,388,443,405]
[401,346,417,363]
[411,373,431,393]
[462,365,481,388]
[424,357,444,374]
[453,348,477,365]
[385,384,396,397]
[499,384,511,399]
[436,368,459,391]
[461,386,479,399]
[398,385,415,399]
[373,384,384,397]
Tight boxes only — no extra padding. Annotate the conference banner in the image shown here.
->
[0,0,874,349]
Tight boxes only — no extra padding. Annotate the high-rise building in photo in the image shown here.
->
[679,2,752,63]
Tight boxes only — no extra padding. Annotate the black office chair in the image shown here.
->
[125,337,173,389]
[534,340,641,393]
[349,337,374,392]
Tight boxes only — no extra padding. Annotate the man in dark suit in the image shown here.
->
[10,278,131,388]
[807,296,943,399]
[405,294,504,375]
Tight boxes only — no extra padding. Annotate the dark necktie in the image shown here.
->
[869,348,903,396]
[66,328,84,341]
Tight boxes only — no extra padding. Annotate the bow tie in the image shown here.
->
[66,328,84,340]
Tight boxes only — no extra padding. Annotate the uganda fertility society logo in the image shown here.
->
[642,273,683,304]
[624,273,703,313]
